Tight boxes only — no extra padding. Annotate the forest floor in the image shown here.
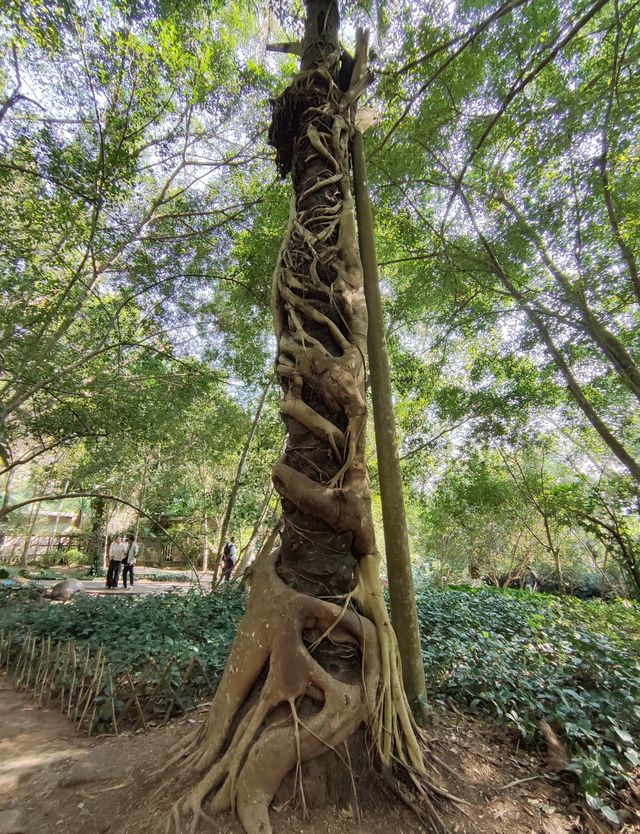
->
[0,674,611,834]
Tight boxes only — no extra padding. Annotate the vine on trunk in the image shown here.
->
[162,13,432,834]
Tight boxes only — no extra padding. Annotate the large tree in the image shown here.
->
[165,3,425,832]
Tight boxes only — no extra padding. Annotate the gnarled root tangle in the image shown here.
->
[163,549,386,834]
[161,19,434,834]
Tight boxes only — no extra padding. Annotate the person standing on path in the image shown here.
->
[220,536,237,582]
[122,534,139,589]
[106,536,125,589]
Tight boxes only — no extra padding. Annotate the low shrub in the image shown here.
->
[417,585,640,820]
[138,572,192,583]
[41,547,89,568]
[0,584,245,685]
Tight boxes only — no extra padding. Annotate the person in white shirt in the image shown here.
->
[122,534,140,589]
[106,537,126,589]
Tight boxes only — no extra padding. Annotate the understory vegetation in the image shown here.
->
[0,585,245,684]
[2,583,638,812]
[418,587,640,818]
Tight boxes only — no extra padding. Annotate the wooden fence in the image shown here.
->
[0,629,216,735]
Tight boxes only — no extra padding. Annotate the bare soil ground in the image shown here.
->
[0,674,626,834]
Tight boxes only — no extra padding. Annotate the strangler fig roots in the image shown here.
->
[163,549,385,834]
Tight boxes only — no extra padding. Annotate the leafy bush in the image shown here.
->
[0,585,246,685]
[417,586,640,816]
[139,572,192,583]
[41,547,88,567]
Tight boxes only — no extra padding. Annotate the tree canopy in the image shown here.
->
[1,0,638,591]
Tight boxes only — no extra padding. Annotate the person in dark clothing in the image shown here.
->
[106,537,125,588]
[122,534,139,589]
[221,536,237,582]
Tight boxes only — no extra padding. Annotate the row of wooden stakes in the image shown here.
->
[0,628,216,735]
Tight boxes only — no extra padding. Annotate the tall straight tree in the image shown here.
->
[353,129,428,721]
[165,3,425,833]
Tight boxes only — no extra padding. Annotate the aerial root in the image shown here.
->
[380,766,454,834]
[159,555,444,834]
[162,549,375,834]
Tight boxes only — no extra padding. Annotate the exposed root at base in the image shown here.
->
[158,547,453,834]
[161,548,379,834]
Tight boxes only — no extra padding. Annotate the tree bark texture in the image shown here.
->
[89,496,106,575]
[352,130,428,721]
[163,7,425,834]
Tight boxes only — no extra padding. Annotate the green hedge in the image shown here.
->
[417,586,640,819]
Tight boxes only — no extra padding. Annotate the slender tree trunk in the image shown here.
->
[21,503,42,568]
[166,9,424,834]
[2,468,14,512]
[213,379,270,582]
[543,516,565,594]
[352,129,428,721]
[51,480,69,541]
[239,521,282,585]
[135,455,149,539]
[89,496,106,576]
[202,514,209,573]
[200,456,210,572]
[459,189,640,483]
[234,480,275,577]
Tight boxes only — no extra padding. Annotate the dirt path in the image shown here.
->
[0,676,591,834]
[0,676,94,832]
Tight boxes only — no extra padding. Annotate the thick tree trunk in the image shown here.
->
[352,130,428,721]
[165,7,425,834]
[213,379,270,582]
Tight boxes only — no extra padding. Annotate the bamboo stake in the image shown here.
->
[161,663,187,725]
[77,647,102,729]
[1,630,11,672]
[14,631,31,686]
[124,669,148,732]
[86,656,106,736]
[33,637,46,695]
[108,665,118,736]
[73,644,92,721]
[37,637,52,702]
[117,663,154,727]
[192,656,216,695]
[22,634,37,690]
[66,642,77,716]
[47,641,62,706]
[140,658,168,717]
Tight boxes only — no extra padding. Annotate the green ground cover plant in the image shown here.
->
[1,583,637,817]
[0,585,245,684]
[418,586,640,820]
[138,572,192,583]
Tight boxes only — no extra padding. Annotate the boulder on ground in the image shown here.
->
[45,579,85,601]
